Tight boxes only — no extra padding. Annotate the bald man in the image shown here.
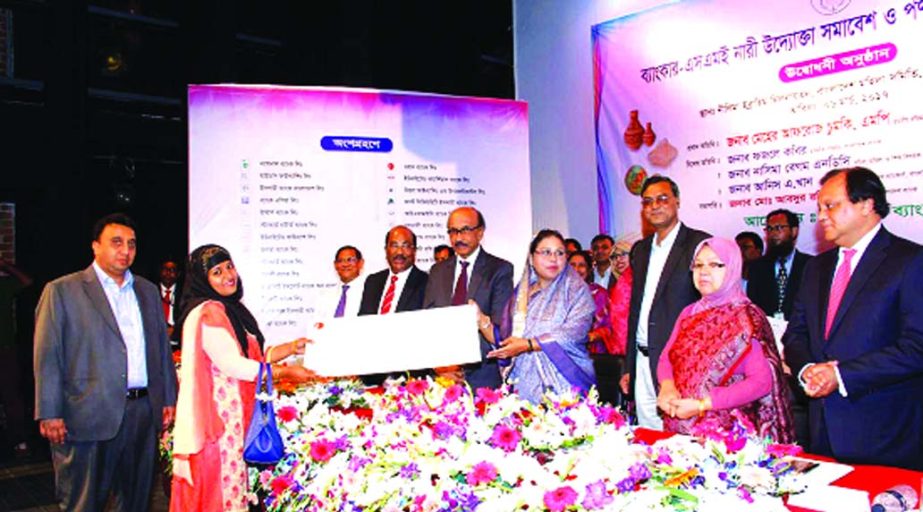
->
[358,225,429,384]
[423,207,514,390]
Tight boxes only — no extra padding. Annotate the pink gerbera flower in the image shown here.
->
[309,439,337,462]
[270,475,294,497]
[406,379,429,396]
[475,387,501,404]
[444,384,464,403]
[489,424,522,452]
[466,461,498,486]
[543,485,578,511]
[277,406,298,423]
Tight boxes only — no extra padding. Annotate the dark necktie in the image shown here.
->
[334,284,349,318]
[776,260,788,315]
[452,261,469,306]
[825,248,856,339]
[379,275,399,314]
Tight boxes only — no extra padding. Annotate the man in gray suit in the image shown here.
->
[34,213,178,511]
[423,207,513,390]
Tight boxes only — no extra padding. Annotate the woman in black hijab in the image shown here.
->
[169,244,315,512]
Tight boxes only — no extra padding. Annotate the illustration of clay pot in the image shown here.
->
[623,110,644,151]
[643,122,656,147]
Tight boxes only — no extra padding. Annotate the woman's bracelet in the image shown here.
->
[697,399,706,416]
[527,338,534,352]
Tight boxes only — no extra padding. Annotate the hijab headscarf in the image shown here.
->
[175,244,265,353]
[690,237,748,312]
[612,232,641,279]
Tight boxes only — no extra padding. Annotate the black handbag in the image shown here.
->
[243,362,285,464]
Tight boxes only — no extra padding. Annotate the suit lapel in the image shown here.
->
[828,229,890,340]
[652,225,688,304]
[82,266,122,337]
[815,250,837,344]
[134,278,157,361]
[396,267,421,311]
[467,251,486,300]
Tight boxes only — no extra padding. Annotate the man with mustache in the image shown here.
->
[423,207,513,390]
[747,209,812,321]
[358,225,429,384]
[33,213,178,511]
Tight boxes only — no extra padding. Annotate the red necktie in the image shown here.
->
[162,288,171,323]
[825,248,856,339]
[379,275,399,314]
[451,261,469,306]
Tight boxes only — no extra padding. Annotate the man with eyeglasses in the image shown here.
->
[784,167,923,470]
[358,226,429,385]
[423,207,514,390]
[747,209,812,321]
[620,175,709,430]
[317,245,366,319]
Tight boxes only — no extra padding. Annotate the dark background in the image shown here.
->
[0,0,512,443]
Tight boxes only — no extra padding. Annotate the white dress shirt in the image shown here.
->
[316,274,367,318]
[378,266,414,314]
[160,283,176,326]
[635,222,682,349]
[93,262,148,388]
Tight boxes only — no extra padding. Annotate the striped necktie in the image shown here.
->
[379,275,399,314]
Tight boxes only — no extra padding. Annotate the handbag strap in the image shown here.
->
[256,362,274,398]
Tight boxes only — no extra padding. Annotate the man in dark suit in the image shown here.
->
[619,175,709,429]
[784,167,923,470]
[34,213,179,511]
[423,207,513,390]
[358,225,429,384]
[747,209,812,320]
[157,258,182,346]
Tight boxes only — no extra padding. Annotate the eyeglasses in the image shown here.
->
[691,262,726,271]
[764,225,790,233]
[335,257,358,264]
[447,225,482,236]
[641,194,672,208]
[610,251,629,259]
[535,248,566,259]
[387,242,415,250]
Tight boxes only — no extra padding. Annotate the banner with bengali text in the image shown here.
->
[188,85,531,342]
[594,0,923,253]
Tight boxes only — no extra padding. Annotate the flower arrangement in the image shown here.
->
[251,378,806,511]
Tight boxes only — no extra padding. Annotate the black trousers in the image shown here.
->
[50,396,156,512]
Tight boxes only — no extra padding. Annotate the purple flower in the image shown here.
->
[432,421,454,440]
[656,448,673,465]
[399,462,420,479]
[347,456,371,472]
[581,480,614,509]
[616,476,635,493]
[543,486,578,512]
[329,385,343,395]
[629,462,651,481]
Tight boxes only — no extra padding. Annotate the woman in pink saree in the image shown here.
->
[656,237,793,442]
